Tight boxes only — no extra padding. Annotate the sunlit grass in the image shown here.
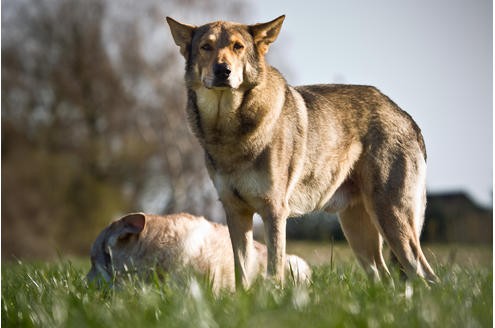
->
[2,245,492,327]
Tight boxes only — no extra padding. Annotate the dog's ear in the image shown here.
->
[117,213,146,240]
[249,15,285,55]
[107,213,146,249]
[166,17,196,59]
[121,213,146,234]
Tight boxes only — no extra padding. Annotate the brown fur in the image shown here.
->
[166,15,438,287]
[87,213,311,292]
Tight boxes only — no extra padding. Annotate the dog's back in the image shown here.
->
[296,84,426,158]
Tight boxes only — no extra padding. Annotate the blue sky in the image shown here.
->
[245,0,492,206]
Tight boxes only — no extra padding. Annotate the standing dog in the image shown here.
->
[87,213,311,292]
[166,15,438,287]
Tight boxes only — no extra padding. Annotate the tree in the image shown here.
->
[1,0,246,259]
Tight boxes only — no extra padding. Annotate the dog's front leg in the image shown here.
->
[262,211,288,285]
[225,207,255,289]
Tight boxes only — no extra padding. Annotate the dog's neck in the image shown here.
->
[187,67,287,171]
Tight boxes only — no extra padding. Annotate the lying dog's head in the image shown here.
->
[87,213,147,285]
[166,15,285,90]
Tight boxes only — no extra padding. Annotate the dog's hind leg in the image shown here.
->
[368,206,437,284]
[361,154,438,284]
[337,201,391,282]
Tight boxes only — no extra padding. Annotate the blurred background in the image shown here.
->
[2,0,492,260]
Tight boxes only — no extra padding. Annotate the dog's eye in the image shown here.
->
[233,42,244,50]
[200,44,213,51]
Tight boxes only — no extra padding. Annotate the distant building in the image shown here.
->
[423,192,492,244]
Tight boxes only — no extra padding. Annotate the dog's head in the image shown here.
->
[86,213,146,285]
[166,15,285,90]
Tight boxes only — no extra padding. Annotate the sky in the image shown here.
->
[245,0,493,207]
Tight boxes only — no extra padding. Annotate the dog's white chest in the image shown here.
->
[196,88,220,122]
[195,88,244,128]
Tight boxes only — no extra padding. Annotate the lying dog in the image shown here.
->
[87,212,311,291]
[166,15,438,287]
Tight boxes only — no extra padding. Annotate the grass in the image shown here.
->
[2,243,492,327]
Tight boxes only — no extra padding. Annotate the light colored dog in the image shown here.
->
[87,213,311,291]
[166,15,438,288]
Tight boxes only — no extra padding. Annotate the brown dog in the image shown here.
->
[166,15,438,287]
[87,213,311,291]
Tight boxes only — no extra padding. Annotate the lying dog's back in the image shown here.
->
[87,213,311,291]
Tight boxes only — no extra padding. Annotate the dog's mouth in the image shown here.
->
[202,76,235,90]
[87,263,113,288]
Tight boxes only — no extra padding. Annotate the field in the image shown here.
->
[2,243,492,327]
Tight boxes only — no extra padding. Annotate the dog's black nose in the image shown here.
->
[213,63,231,80]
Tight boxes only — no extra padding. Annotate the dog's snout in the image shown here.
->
[213,63,231,79]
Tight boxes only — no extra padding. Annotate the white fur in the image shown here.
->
[206,34,216,42]
[286,255,312,284]
[228,71,243,89]
[413,156,427,237]
[196,87,220,122]
[182,218,213,259]
[195,87,244,129]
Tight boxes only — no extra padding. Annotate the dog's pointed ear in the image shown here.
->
[121,213,146,236]
[107,213,146,248]
[166,17,196,59]
[249,15,285,55]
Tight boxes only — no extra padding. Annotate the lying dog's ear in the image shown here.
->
[166,17,195,59]
[249,15,285,55]
[121,213,146,235]
[107,213,146,248]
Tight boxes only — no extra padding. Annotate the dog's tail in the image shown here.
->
[286,255,312,285]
